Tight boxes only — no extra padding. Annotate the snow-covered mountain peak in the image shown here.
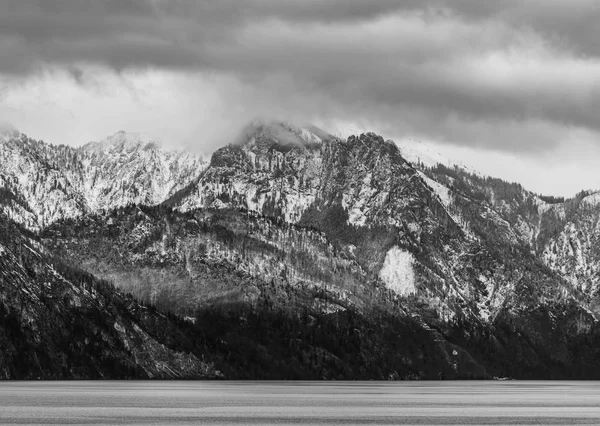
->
[0,130,208,229]
[238,121,333,153]
[394,136,485,180]
[82,131,162,155]
[394,137,451,168]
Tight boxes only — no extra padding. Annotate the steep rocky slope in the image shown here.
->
[536,193,600,304]
[43,206,490,379]
[0,130,207,229]
[171,121,327,222]
[167,125,590,321]
[43,123,600,379]
[423,164,600,315]
[0,214,220,379]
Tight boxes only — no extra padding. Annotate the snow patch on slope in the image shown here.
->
[395,138,451,168]
[342,192,369,227]
[379,246,416,296]
[418,171,452,206]
[417,171,474,237]
[395,137,484,177]
[299,127,323,144]
[582,191,600,207]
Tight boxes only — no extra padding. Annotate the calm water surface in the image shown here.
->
[1,381,599,425]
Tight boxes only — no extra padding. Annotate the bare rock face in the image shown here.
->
[166,123,586,325]
[423,165,600,316]
[173,122,326,223]
[0,129,207,229]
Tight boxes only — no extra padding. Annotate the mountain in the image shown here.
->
[42,205,491,379]
[3,120,600,379]
[0,129,207,229]
[0,213,220,379]
[40,122,600,379]
[422,164,600,314]
[170,121,329,222]
[536,192,600,301]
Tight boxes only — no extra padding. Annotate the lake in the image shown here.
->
[1,381,599,425]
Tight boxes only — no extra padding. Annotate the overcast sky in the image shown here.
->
[1,0,600,196]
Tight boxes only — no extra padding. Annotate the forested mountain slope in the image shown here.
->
[0,214,220,379]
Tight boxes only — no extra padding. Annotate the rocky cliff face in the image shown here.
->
[423,164,600,315]
[172,122,326,223]
[166,124,592,323]
[0,130,207,229]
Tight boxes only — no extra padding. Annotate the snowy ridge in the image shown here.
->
[395,138,452,168]
[0,129,208,228]
[82,130,159,154]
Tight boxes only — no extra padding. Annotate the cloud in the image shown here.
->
[0,67,337,152]
[2,0,600,158]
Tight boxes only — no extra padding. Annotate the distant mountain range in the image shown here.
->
[2,121,600,379]
[0,129,207,229]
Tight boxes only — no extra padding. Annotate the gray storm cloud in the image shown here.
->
[1,0,600,154]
